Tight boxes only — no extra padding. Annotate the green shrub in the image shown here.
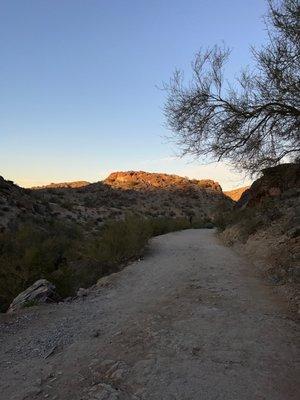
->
[190,217,214,229]
[0,221,82,311]
[148,217,190,236]
[0,215,194,312]
[91,215,152,265]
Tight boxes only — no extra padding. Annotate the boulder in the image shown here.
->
[7,279,59,313]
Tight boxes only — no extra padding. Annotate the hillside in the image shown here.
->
[33,181,90,189]
[0,171,230,232]
[219,163,300,312]
[0,171,232,311]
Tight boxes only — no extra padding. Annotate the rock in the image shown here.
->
[97,273,118,288]
[91,329,101,338]
[85,382,137,400]
[77,287,89,297]
[86,383,120,400]
[7,279,59,313]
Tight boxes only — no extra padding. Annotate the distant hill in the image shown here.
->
[32,181,90,189]
[224,186,250,201]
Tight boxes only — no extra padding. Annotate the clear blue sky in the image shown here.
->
[0,0,268,189]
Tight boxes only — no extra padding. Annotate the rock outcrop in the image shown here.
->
[104,171,222,192]
[7,279,59,313]
[237,163,300,208]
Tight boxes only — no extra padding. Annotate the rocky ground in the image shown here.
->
[0,229,299,400]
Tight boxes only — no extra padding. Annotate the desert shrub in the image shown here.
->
[191,217,214,229]
[89,215,152,265]
[0,215,195,312]
[0,221,82,311]
[61,201,74,211]
[148,217,190,236]
[212,198,233,231]
[84,196,95,207]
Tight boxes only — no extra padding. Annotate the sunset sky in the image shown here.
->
[0,0,268,190]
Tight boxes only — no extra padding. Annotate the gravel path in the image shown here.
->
[0,229,299,400]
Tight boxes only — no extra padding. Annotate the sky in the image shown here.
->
[0,0,268,190]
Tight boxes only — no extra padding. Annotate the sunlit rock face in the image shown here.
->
[104,171,222,192]
[224,187,250,202]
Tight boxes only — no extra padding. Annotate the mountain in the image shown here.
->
[0,171,232,310]
[224,186,250,201]
[0,171,231,232]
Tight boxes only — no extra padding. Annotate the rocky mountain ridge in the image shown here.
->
[104,171,222,192]
[0,171,231,232]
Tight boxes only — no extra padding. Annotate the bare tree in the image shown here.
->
[164,0,300,174]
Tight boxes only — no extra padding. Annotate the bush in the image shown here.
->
[0,215,196,312]
[89,215,152,265]
[190,216,214,229]
[148,217,190,236]
[0,221,82,311]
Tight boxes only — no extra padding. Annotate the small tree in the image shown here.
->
[164,0,300,174]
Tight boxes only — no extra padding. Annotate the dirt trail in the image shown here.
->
[0,229,299,400]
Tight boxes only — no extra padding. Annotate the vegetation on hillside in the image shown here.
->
[215,163,300,301]
[0,215,212,312]
[0,171,228,232]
